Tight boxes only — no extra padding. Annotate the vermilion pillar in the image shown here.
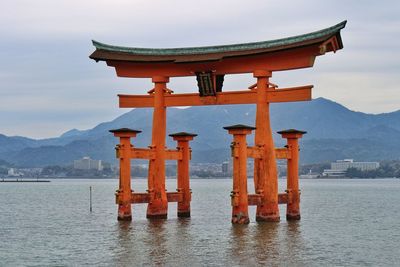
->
[110,128,141,221]
[278,129,306,220]
[224,124,255,224]
[253,70,280,222]
[147,76,169,219]
[170,132,197,217]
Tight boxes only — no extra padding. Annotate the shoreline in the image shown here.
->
[1,177,398,180]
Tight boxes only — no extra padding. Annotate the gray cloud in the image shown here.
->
[0,0,399,138]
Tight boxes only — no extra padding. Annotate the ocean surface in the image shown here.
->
[1,178,399,266]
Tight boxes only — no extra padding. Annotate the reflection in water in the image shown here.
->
[114,221,135,264]
[229,221,304,266]
[175,217,192,244]
[143,219,168,265]
[230,225,254,265]
[144,220,168,265]
[283,221,306,265]
[112,218,196,266]
[253,222,280,265]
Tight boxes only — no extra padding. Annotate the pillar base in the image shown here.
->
[232,215,250,224]
[146,213,167,219]
[178,211,191,218]
[117,215,132,221]
[286,214,301,221]
[117,204,132,221]
[256,214,280,222]
[146,198,168,219]
[256,204,280,222]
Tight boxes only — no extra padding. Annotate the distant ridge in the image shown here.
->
[1,98,399,167]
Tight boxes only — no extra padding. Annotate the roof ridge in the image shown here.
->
[92,20,346,56]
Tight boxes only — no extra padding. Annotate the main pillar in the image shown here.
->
[147,76,169,219]
[110,128,141,221]
[278,129,306,220]
[253,70,280,222]
[170,132,197,217]
[224,124,255,224]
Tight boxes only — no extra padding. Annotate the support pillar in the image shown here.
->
[253,70,280,222]
[278,129,306,220]
[224,124,255,224]
[110,128,142,221]
[147,76,169,219]
[169,132,197,217]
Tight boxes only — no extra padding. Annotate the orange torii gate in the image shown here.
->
[90,21,346,223]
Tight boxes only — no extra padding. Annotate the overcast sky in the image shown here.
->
[1,0,399,139]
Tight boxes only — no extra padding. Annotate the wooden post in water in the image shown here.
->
[224,124,255,224]
[110,128,141,221]
[278,129,306,220]
[253,70,280,222]
[90,186,92,213]
[147,76,169,219]
[170,132,197,217]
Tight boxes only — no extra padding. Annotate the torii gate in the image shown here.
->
[90,21,346,223]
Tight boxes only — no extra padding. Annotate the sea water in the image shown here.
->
[0,178,399,266]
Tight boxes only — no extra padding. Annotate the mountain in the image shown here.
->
[1,97,399,167]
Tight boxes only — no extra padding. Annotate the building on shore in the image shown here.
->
[322,159,379,177]
[7,168,22,177]
[74,157,103,171]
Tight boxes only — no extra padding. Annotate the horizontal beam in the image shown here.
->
[245,147,291,159]
[131,192,150,204]
[120,95,153,108]
[268,86,312,103]
[130,148,155,159]
[166,192,183,202]
[275,148,291,159]
[128,192,183,204]
[248,192,289,205]
[165,149,182,160]
[128,148,182,160]
[109,45,320,78]
[247,147,263,159]
[248,194,263,205]
[118,85,312,108]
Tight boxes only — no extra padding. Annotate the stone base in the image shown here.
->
[256,215,280,222]
[286,214,301,221]
[177,211,191,218]
[232,216,250,224]
[146,213,168,219]
[117,215,132,221]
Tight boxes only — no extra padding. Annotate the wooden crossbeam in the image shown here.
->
[165,149,182,160]
[247,147,291,159]
[128,146,288,160]
[275,148,291,159]
[130,148,155,159]
[129,148,182,160]
[166,192,183,202]
[248,194,263,205]
[127,192,183,204]
[119,85,312,108]
[247,147,263,159]
[131,192,150,204]
[248,193,289,205]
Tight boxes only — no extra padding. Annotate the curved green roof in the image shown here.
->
[92,21,346,56]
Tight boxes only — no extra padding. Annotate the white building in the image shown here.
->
[7,168,22,177]
[323,159,379,177]
[74,157,103,171]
